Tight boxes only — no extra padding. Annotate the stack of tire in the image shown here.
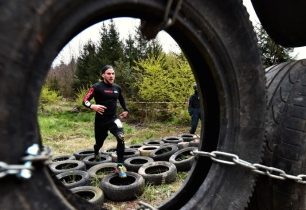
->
[247,60,306,210]
[48,133,199,205]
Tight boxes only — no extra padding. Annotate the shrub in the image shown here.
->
[40,85,61,105]
[74,86,90,109]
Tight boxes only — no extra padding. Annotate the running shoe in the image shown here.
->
[115,164,127,178]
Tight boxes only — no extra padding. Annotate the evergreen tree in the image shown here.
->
[74,41,100,90]
[97,20,124,66]
[255,24,294,67]
[124,34,139,66]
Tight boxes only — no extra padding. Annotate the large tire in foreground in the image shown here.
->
[100,171,145,201]
[0,1,265,209]
[247,60,306,210]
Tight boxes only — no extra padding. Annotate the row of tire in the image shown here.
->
[48,134,200,205]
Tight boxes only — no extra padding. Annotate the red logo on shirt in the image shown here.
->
[104,90,113,94]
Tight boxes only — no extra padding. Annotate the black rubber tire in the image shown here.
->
[138,145,159,156]
[169,147,198,171]
[51,155,76,163]
[101,147,117,156]
[149,144,179,161]
[188,139,200,148]
[87,162,117,181]
[0,1,265,209]
[177,142,190,150]
[82,154,112,169]
[161,136,183,144]
[100,171,145,201]
[179,134,198,142]
[111,148,140,162]
[70,186,104,205]
[49,160,86,175]
[127,144,143,149]
[55,170,90,189]
[247,60,306,210]
[124,156,154,172]
[143,139,164,146]
[138,161,177,185]
[73,149,95,160]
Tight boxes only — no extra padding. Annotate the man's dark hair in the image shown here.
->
[101,65,113,74]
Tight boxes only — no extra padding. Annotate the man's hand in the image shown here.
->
[91,104,107,115]
[119,111,128,120]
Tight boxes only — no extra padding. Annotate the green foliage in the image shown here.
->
[135,53,194,102]
[132,53,194,122]
[255,24,294,67]
[40,85,61,105]
[74,85,90,108]
[74,41,100,90]
[97,20,125,66]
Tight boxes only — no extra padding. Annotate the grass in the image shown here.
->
[39,100,199,209]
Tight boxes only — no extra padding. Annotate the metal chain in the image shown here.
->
[137,201,158,210]
[0,144,51,179]
[192,150,306,184]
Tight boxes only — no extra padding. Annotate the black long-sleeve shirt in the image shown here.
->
[83,81,128,118]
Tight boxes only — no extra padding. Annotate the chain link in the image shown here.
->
[0,144,51,179]
[192,150,306,184]
[137,201,158,210]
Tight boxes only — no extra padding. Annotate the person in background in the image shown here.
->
[188,83,201,134]
[83,65,129,178]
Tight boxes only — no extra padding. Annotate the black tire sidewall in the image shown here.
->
[0,0,265,209]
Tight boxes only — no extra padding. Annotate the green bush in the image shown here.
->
[74,86,90,109]
[40,85,61,104]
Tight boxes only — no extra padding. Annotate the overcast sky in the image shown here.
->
[52,0,306,66]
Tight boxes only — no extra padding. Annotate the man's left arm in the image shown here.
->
[118,87,129,119]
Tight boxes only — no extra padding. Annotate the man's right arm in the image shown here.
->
[83,87,95,109]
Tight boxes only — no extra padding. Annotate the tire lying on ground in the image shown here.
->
[127,144,143,150]
[56,170,90,189]
[100,171,145,201]
[51,155,76,163]
[149,144,179,161]
[87,162,118,182]
[124,156,154,172]
[143,139,164,146]
[73,149,95,160]
[169,147,198,171]
[179,134,198,142]
[138,145,159,157]
[161,136,183,144]
[101,147,117,156]
[82,154,112,169]
[247,60,306,210]
[0,1,265,209]
[138,161,177,185]
[111,148,140,162]
[70,186,104,205]
[49,160,86,175]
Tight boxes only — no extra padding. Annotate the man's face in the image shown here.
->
[102,68,115,84]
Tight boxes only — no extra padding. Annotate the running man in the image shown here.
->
[83,65,128,178]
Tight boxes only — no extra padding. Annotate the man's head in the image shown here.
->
[101,65,115,85]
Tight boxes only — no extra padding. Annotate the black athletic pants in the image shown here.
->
[94,117,125,163]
